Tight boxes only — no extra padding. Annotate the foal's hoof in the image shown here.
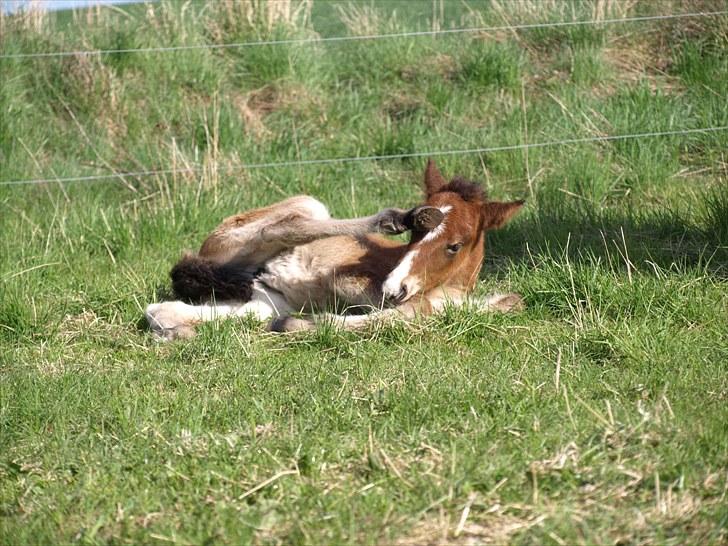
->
[487,293,525,313]
[152,324,198,342]
[404,206,445,232]
[145,302,198,341]
[375,208,410,235]
[269,315,315,333]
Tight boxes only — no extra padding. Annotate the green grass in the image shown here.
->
[1,1,728,544]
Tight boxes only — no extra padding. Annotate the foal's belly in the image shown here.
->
[257,236,396,311]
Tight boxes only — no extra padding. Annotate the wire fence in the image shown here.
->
[1,10,726,60]
[3,127,726,187]
[2,7,727,188]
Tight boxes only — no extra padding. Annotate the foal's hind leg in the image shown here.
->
[198,195,410,267]
[146,281,292,340]
[470,293,524,313]
[197,196,333,266]
[256,205,445,246]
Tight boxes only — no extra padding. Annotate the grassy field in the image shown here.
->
[1,1,728,544]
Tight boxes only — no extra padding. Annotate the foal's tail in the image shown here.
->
[170,253,254,303]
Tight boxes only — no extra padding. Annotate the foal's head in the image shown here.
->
[382,160,524,304]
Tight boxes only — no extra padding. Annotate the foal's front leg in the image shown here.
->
[268,293,435,333]
[469,292,525,313]
[258,203,447,247]
[269,288,524,332]
[258,207,412,246]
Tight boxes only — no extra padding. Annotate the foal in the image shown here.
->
[146,160,524,339]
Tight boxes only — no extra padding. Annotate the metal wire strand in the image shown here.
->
[1,10,726,60]
[2,126,726,187]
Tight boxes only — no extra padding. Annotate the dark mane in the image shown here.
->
[436,177,486,203]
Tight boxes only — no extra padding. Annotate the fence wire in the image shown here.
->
[1,10,726,60]
[2,8,726,188]
[3,126,726,187]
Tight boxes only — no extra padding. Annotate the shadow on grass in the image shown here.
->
[484,190,728,279]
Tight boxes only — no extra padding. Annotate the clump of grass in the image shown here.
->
[206,0,313,40]
[569,46,612,86]
[672,39,728,93]
[0,286,44,343]
[487,0,631,50]
[701,181,728,246]
[459,40,523,91]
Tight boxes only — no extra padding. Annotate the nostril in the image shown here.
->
[383,285,408,305]
[398,285,408,302]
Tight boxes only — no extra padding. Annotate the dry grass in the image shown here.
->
[604,41,671,80]
[58,53,128,140]
[336,2,401,36]
[207,0,313,37]
[488,0,637,25]
[383,92,427,122]
[397,510,545,546]
[400,53,459,82]
[2,0,48,33]
[232,83,322,139]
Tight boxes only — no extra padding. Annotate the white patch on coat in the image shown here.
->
[297,198,330,221]
[258,246,332,309]
[382,249,419,299]
[145,282,292,335]
[235,281,292,320]
[381,206,453,301]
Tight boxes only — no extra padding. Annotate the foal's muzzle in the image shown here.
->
[385,285,409,305]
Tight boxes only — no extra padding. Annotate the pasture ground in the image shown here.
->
[1,1,727,544]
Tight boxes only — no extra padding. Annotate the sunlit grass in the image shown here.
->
[1,1,727,544]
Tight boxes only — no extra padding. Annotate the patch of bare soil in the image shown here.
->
[232,84,321,139]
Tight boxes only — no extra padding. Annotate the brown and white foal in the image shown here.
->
[145,160,524,339]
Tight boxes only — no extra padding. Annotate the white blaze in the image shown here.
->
[381,205,454,301]
[382,249,418,299]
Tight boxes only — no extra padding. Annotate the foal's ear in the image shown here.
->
[424,159,447,197]
[482,200,525,230]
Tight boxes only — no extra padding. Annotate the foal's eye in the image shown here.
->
[446,242,463,255]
